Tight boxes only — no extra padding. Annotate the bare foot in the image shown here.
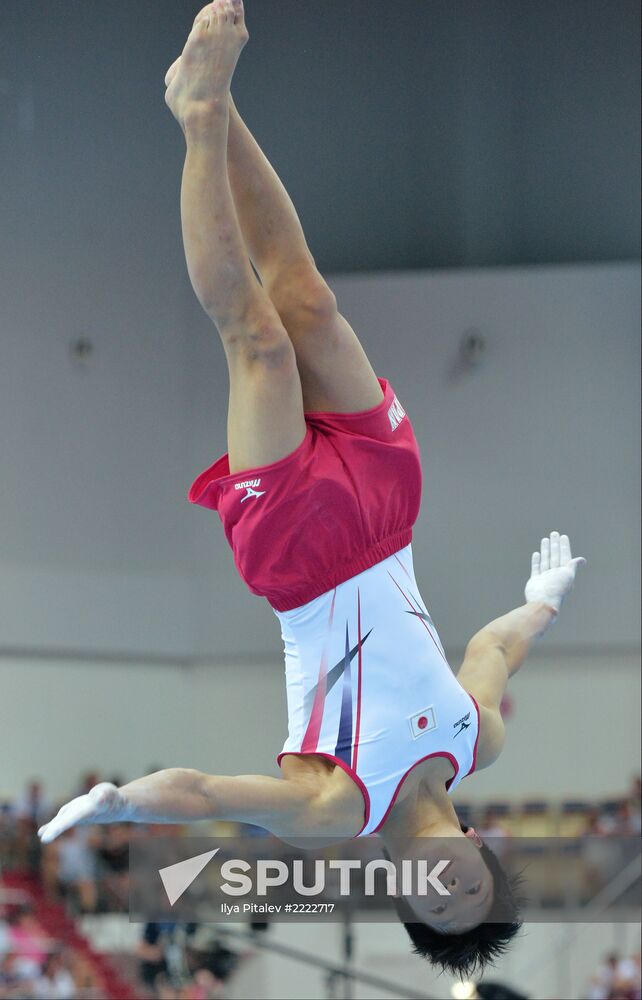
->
[38,782,130,843]
[165,1,248,127]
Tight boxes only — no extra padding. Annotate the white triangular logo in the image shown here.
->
[158,848,219,906]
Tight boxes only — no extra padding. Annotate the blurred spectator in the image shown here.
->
[95,824,130,911]
[626,775,641,835]
[137,923,173,989]
[31,951,76,1000]
[586,951,642,1000]
[11,782,50,873]
[42,829,97,914]
[477,807,512,840]
[77,773,101,797]
[188,968,225,998]
[0,911,9,955]
[476,807,512,861]
[585,799,642,837]
[5,907,50,967]
[0,806,15,865]
[136,923,231,998]
[612,800,641,836]
[585,808,616,837]
[0,912,104,999]
[11,783,50,829]
[0,952,17,985]
[0,951,35,998]
[185,926,237,984]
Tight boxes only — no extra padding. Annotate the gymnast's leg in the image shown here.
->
[167,5,382,414]
[226,97,384,413]
[165,0,305,473]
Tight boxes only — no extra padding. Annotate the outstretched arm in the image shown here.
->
[457,532,585,766]
[38,768,317,844]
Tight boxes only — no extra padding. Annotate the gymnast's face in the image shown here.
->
[404,829,494,933]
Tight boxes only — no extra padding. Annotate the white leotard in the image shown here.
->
[275,544,480,836]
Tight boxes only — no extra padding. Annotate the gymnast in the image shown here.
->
[39,1,585,976]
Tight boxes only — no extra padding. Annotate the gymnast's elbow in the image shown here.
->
[464,628,507,661]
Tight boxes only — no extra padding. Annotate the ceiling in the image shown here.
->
[1,0,640,273]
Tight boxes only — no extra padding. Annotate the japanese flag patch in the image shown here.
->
[408,707,437,740]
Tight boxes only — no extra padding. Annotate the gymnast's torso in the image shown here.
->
[275,543,480,837]
[190,379,479,834]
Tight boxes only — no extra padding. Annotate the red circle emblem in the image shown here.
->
[417,715,428,730]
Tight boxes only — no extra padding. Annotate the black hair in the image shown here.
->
[394,827,525,978]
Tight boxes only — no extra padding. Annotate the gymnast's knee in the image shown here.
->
[267,263,339,336]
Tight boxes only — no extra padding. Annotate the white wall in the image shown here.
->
[0,649,638,803]
[0,184,195,656]
[0,655,286,800]
[2,262,639,659]
[462,649,641,801]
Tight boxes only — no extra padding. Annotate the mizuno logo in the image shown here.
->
[240,487,266,503]
[235,479,266,503]
[453,712,471,737]
[235,479,262,490]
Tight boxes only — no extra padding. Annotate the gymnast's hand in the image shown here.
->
[38,783,130,844]
[524,531,586,614]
